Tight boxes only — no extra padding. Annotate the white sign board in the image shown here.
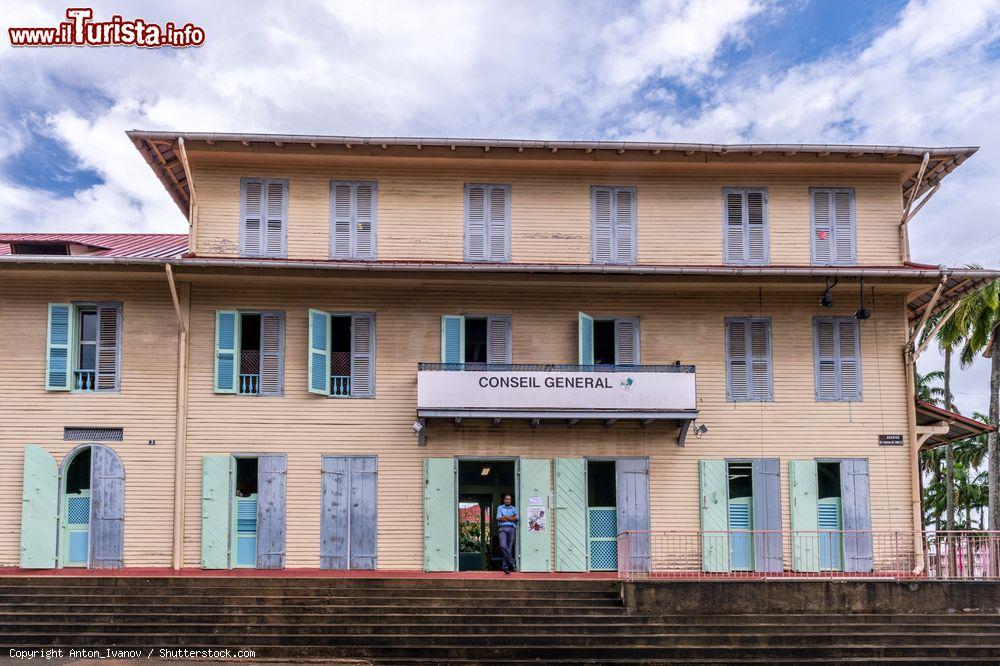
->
[417,369,696,412]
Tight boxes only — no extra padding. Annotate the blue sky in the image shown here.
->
[2,0,1000,412]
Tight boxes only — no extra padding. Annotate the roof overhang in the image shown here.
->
[916,399,994,451]
[127,130,978,219]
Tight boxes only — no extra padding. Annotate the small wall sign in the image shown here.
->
[878,434,904,446]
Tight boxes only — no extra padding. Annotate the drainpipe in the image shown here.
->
[165,264,190,569]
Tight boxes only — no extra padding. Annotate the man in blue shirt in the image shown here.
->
[496,493,518,574]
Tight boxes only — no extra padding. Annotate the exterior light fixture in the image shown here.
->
[412,420,424,433]
[480,466,491,476]
[820,277,837,308]
[693,423,709,438]
[855,277,871,320]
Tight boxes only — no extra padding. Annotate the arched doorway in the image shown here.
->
[58,444,126,569]
[60,446,92,567]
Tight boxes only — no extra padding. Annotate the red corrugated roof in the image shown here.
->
[0,233,188,258]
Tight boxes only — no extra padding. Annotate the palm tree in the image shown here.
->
[914,369,947,406]
[937,312,969,533]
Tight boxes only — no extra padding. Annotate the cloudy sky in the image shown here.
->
[2,0,1000,412]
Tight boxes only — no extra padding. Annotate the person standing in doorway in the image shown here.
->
[496,493,518,574]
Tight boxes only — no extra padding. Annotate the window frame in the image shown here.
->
[440,314,513,365]
[329,180,378,260]
[239,177,289,259]
[463,183,511,263]
[228,310,285,398]
[591,315,640,366]
[724,316,773,402]
[722,187,770,265]
[67,301,122,394]
[809,187,857,266]
[323,311,377,399]
[590,185,638,265]
[812,316,862,402]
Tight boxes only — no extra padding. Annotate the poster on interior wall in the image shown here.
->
[527,507,546,532]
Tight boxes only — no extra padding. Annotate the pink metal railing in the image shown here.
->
[616,530,1000,581]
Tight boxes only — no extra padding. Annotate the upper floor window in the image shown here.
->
[811,188,856,265]
[441,315,512,364]
[578,312,638,365]
[46,302,121,392]
[330,181,377,260]
[308,310,375,398]
[465,184,510,262]
[723,188,769,265]
[240,178,288,258]
[591,186,636,265]
[214,310,285,397]
[725,317,772,401]
[813,317,861,401]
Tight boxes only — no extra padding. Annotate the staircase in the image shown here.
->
[1,576,999,664]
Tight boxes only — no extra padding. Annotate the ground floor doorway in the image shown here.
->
[457,460,516,571]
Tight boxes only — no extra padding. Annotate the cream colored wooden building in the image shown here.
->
[1,133,993,573]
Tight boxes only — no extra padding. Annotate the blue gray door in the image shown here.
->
[321,455,378,570]
[616,458,650,572]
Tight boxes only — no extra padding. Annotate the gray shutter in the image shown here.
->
[724,189,745,262]
[840,458,873,572]
[591,187,613,263]
[95,304,120,392]
[487,185,510,261]
[486,315,512,364]
[349,456,378,569]
[259,312,284,397]
[320,456,349,569]
[330,182,353,259]
[751,458,782,573]
[726,319,750,400]
[256,454,287,569]
[614,318,639,365]
[814,319,838,400]
[263,180,287,257]
[465,185,487,261]
[833,189,855,264]
[746,189,767,263]
[350,313,375,397]
[749,318,772,400]
[811,189,832,264]
[614,188,636,263]
[616,458,650,572]
[241,179,263,256]
[838,319,861,400]
[355,182,376,259]
[89,445,125,569]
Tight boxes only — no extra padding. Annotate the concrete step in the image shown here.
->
[0,593,623,607]
[0,602,625,616]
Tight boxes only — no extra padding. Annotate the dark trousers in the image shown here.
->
[498,526,517,572]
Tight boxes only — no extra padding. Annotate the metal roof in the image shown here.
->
[127,130,978,218]
[0,233,188,258]
[916,399,994,451]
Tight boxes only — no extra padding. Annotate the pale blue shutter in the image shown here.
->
[441,315,464,364]
[262,180,287,258]
[838,319,861,400]
[350,313,375,397]
[256,454,287,569]
[789,460,819,572]
[591,187,613,263]
[814,318,838,400]
[723,189,745,262]
[746,189,767,263]
[46,303,73,391]
[613,188,636,264]
[308,309,331,395]
[811,189,833,264]
[749,319,772,400]
[699,460,729,572]
[201,455,232,569]
[751,458,782,573]
[578,312,594,365]
[832,189,856,264]
[841,458,873,572]
[487,185,510,261]
[20,445,58,568]
[355,182,376,259]
[89,444,125,569]
[214,311,239,394]
[726,319,750,400]
[330,182,353,259]
[554,458,588,572]
[240,179,263,257]
[465,185,487,261]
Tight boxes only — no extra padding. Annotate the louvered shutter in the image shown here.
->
[838,319,861,400]
[354,183,376,259]
[814,319,838,400]
[614,318,639,365]
[724,190,745,262]
[833,189,855,264]
[749,319,771,400]
[331,183,353,258]
[578,312,595,365]
[811,189,833,264]
[214,311,239,394]
[487,185,509,261]
[241,180,263,256]
[95,304,120,392]
[614,188,635,263]
[263,180,287,257]
[46,303,73,391]
[308,309,331,395]
[350,313,375,397]
[259,312,284,397]
[591,187,613,263]
[441,315,464,364]
[486,315,512,364]
[465,185,487,261]
[746,190,767,263]
[726,319,749,400]
[840,458,873,572]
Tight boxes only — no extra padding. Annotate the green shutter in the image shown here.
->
[308,309,331,395]
[519,458,552,572]
[789,460,820,572]
[201,455,232,569]
[554,458,588,572]
[441,315,464,364]
[423,457,457,571]
[46,303,73,391]
[578,312,594,365]
[699,460,729,572]
[214,311,239,394]
[19,445,58,568]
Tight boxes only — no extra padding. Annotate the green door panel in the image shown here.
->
[789,460,819,572]
[554,458,587,572]
[20,445,58,568]
[423,458,456,572]
[201,455,232,569]
[578,312,595,365]
[699,460,729,572]
[519,458,552,572]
